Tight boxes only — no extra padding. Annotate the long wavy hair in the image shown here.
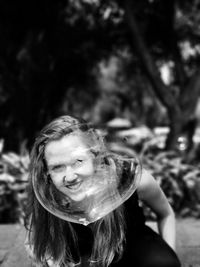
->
[25,115,126,267]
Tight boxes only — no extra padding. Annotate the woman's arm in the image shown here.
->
[137,169,176,250]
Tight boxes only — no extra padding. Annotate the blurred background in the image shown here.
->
[0,0,200,224]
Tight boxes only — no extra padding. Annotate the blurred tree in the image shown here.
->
[1,0,200,152]
[0,0,110,150]
[123,0,200,150]
[87,0,200,150]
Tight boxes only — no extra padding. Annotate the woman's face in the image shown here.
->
[44,133,96,202]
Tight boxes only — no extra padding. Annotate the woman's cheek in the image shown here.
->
[78,163,95,176]
[51,175,61,187]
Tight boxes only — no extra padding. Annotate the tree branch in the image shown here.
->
[124,0,180,114]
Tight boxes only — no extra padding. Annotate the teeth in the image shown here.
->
[66,182,81,190]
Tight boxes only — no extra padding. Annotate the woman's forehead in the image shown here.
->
[44,133,93,158]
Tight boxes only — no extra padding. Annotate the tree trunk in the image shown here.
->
[124,0,183,150]
[124,0,176,111]
[124,0,200,151]
[165,111,183,150]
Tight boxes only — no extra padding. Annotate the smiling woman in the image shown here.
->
[45,134,96,202]
[30,116,136,226]
[25,115,181,267]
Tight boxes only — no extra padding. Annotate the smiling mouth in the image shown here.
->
[65,180,82,191]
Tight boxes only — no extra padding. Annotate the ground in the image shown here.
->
[0,218,199,267]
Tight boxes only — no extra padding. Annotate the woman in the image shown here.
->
[25,115,181,267]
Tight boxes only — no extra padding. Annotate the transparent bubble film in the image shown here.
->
[32,124,141,225]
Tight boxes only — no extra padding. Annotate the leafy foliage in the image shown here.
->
[141,149,200,219]
[107,121,200,219]
[0,142,29,223]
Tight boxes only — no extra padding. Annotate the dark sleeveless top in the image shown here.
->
[72,192,145,258]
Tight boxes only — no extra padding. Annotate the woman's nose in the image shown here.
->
[63,166,77,182]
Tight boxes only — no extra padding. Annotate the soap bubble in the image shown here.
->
[32,124,141,225]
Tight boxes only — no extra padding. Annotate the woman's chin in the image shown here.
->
[59,188,86,202]
[69,193,87,202]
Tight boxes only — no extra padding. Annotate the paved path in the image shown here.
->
[0,225,31,267]
[0,218,199,267]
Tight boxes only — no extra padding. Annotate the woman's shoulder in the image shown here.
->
[136,168,159,199]
[105,153,142,206]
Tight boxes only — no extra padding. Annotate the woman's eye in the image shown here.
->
[52,165,65,173]
[74,159,83,166]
